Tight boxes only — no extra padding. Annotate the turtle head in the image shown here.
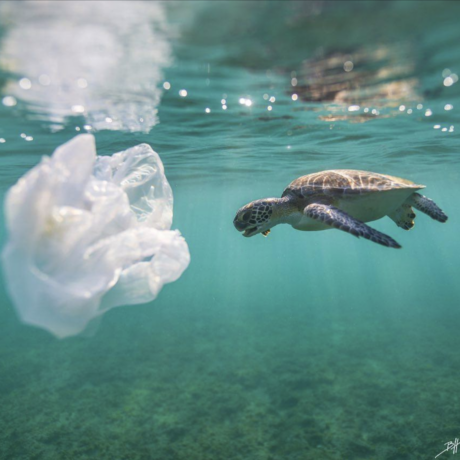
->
[233,199,276,237]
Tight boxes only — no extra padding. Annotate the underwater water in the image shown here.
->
[0,1,460,459]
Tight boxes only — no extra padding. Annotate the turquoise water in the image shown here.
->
[1,1,460,459]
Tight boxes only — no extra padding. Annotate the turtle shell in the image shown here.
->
[282,169,425,198]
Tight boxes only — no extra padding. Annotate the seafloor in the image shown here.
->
[1,298,458,460]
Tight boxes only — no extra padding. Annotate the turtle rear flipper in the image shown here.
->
[407,193,448,223]
[389,204,416,230]
[304,203,401,248]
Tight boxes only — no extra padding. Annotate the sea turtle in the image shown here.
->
[233,169,448,248]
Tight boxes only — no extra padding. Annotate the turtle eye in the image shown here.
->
[242,210,252,221]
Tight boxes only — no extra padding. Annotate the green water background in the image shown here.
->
[0,2,460,459]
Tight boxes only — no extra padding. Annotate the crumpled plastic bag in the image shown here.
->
[1,134,190,338]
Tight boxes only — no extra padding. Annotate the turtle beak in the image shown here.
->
[233,217,259,237]
[243,226,259,237]
[233,217,258,236]
[234,212,261,237]
[233,218,247,232]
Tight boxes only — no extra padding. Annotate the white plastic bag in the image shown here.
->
[2,134,190,338]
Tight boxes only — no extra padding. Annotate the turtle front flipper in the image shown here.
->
[304,203,401,248]
[407,193,448,223]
